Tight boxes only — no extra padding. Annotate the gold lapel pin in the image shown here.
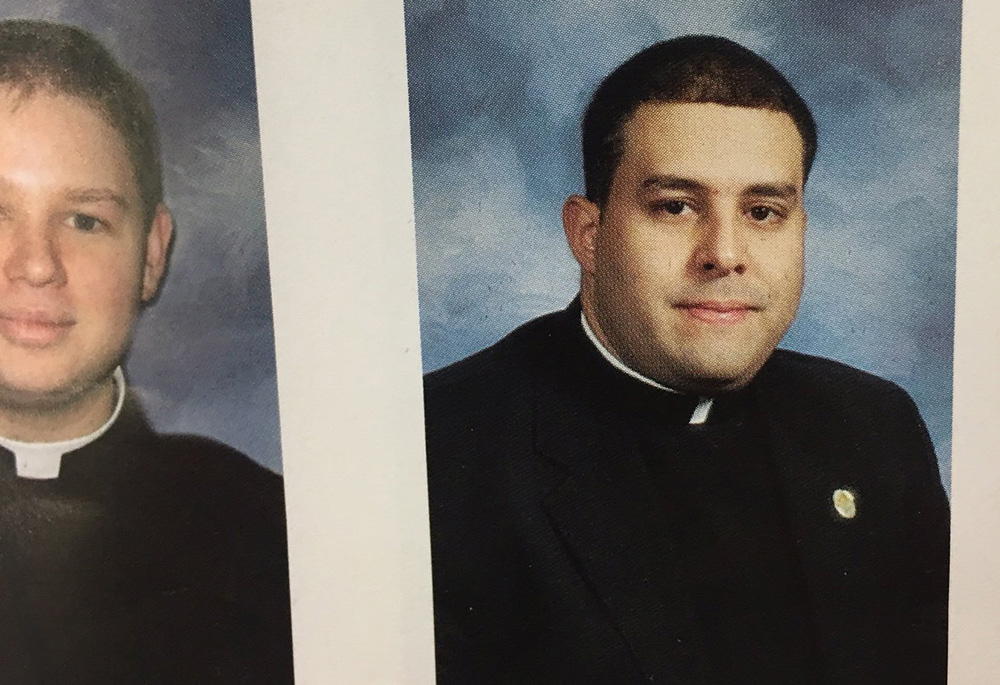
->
[832,488,857,519]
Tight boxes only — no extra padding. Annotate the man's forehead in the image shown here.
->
[0,90,142,207]
[617,101,807,189]
[623,100,804,140]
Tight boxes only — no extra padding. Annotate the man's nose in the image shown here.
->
[690,209,747,277]
[2,223,67,287]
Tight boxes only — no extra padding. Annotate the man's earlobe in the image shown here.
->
[142,204,174,302]
[562,194,601,274]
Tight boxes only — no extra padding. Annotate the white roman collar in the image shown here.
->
[1,367,127,480]
[580,312,713,425]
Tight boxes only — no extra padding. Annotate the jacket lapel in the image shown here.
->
[753,361,901,679]
[536,387,713,683]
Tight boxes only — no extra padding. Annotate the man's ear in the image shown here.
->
[562,194,602,275]
[141,203,173,302]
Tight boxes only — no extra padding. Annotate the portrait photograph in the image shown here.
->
[405,0,957,682]
[0,1,293,682]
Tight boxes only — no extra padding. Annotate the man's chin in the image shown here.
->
[0,372,112,413]
[670,373,751,396]
[648,354,770,396]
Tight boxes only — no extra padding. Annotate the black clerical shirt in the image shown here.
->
[579,324,824,683]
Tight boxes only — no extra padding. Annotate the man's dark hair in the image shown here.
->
[583,35,817,207]
[0,20,161,224]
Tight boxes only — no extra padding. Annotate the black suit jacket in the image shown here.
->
[424,301,949,684]
[0,397,294,684]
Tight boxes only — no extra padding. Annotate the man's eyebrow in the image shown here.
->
[640,176,801,201]
[743,183,800,201]
[64,188,131,209]
[640,175,707,193]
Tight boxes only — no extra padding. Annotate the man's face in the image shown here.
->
[0,87,170,411]
[567,102,806,394]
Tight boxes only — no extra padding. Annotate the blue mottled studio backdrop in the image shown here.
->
[4,1,281,471]
[405,0,960,490]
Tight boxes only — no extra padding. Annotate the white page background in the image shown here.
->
[251,0,434,682]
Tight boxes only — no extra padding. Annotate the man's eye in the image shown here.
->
[70,214,102,232]
[749,206,776,221]
[655,200,690,215]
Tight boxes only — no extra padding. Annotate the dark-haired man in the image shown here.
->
[424,36,949,684]
[0,20,293,683]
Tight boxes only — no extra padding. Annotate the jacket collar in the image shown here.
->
[532,300,715,681]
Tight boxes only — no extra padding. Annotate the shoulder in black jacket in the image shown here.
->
[424,301,949,684]
[0,396,294,684]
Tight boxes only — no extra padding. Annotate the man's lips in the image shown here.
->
[0,311,75,347]
[675,300,759,324]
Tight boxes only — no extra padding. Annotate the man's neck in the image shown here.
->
[579,308,714,424]
[580,309,679,393]
[0,376,118,443]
